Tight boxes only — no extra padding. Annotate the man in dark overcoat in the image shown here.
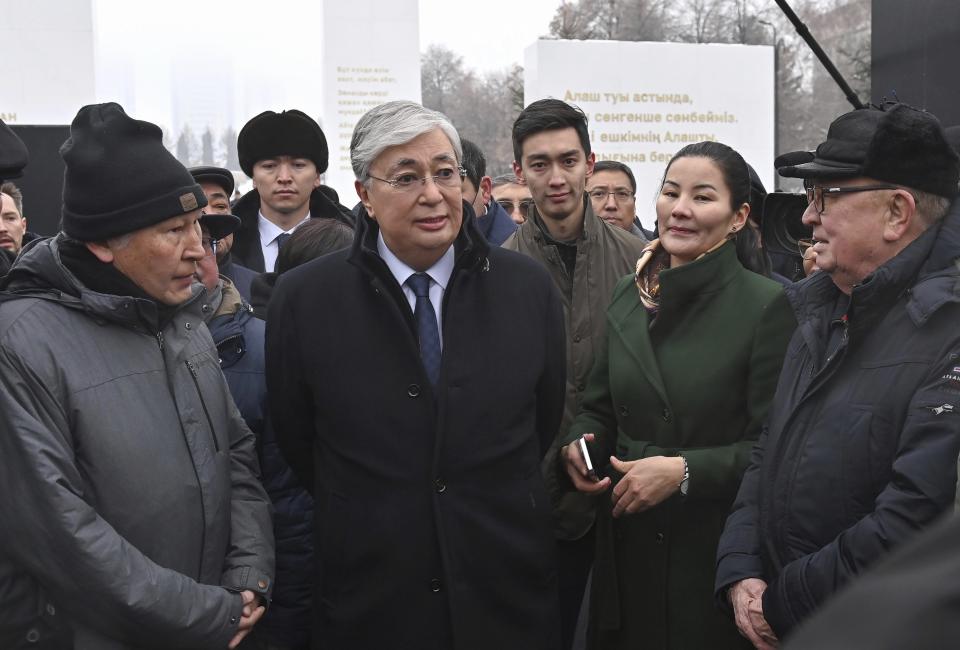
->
[716,103,960,648]
[266,100,566,650]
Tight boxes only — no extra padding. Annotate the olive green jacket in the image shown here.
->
[503,199,648,539]
[565,241,795,650]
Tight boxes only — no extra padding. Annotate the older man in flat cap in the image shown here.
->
[716,103,960,649]
[189,165,258,301]
[232,110,354,272]
[0,103,274,650]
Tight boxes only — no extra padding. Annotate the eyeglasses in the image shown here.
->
[368,167,467,192]
[588,189,635,203]
[496,198,534,215]
[201,237,218,258]
[804,183,900,215]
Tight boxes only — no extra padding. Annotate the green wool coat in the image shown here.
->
[566,241,796,650]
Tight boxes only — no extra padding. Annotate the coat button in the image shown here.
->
[185,322,192,330]
[257,579,268,590]
[655,532,665,544]
[26,628,40,643]
[230,616,238,625]
[202,304,211,313]
[661,408,671,422]
[45,604,55,616]
[576,383,585,392]
[430,578,442,592]
[618,405,629,417]
[434,478,446,493]
[573,335,582,343]
[407,383,421,398]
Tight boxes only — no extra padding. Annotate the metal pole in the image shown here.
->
[773,0,865,109]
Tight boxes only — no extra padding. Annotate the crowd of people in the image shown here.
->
[0,93,959,650]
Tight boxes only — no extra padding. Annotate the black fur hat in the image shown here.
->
[778,104,959,199]
[0,118,29,181]
[237,110,329,177]
[944,125,960,156]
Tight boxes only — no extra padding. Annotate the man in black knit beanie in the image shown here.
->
[0,103,275,650]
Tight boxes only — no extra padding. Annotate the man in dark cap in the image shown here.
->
[0,117,29,274]
[232,109,354,272]
[716,103,960,648]
[0,103,274,650]
[190,165,258,300]
[195,209,315,650]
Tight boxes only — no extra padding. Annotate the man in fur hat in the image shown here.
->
[232,110,354,272]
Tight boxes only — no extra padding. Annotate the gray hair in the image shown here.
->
[913,188,951,227]
[350,101,462,183]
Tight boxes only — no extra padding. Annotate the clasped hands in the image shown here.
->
[729,578,779,649]
[228,589,266,649]
[560,433,685,517]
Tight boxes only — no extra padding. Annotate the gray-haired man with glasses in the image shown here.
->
[266,100,566,650]
[717,103,960,648]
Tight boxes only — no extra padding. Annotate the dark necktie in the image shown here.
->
[274,233,291,271]
[406,272,441,387]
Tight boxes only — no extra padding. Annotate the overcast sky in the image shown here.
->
[418,0,558,73]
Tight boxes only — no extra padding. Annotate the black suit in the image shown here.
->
[266,206,565,650]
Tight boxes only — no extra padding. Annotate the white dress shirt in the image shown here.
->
[377,232,455,350]
[258,212,310,272]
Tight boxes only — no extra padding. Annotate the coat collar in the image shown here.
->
[347,199,490,283]
[518,194,601,247]
[1,234,207,334]
[605,240,743,408]
[785,197,960,336]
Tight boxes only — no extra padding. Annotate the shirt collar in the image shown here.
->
[258,211,311,246]
[376,231,455,291]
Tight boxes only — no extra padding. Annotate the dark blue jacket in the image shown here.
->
[716,198,960,640]
[475,197,517,246]
[208,288,314,648]
[220,256,257,303]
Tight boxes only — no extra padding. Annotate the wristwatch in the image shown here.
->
[679,455,690,496]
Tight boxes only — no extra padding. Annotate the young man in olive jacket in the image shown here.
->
[716,104,960,648]
[502,98,648,647]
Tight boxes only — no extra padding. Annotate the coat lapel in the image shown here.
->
[606,285,670,407]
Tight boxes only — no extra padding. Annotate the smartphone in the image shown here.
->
[577,436,598,481]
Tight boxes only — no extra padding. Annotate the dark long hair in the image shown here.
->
[661,141,770,276]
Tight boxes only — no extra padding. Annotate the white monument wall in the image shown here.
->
[525,40,775,230]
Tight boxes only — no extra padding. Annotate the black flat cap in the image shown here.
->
[0,118,29,181]
[199,213,241,240]
[778,104,959,199]
[189,165,235,196]
[237,109,329,177]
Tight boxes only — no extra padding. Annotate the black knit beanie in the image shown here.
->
[60,103,207,242]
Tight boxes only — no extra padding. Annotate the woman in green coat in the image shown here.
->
[561,141,796,650]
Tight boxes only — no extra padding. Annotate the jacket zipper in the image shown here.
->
[769,317,849,569]
[185,359,220,452]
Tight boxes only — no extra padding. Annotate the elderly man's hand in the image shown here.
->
[608,455,683,517]
[228,590,266,649]
[561,433,611,495]
[729,578,779,650]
